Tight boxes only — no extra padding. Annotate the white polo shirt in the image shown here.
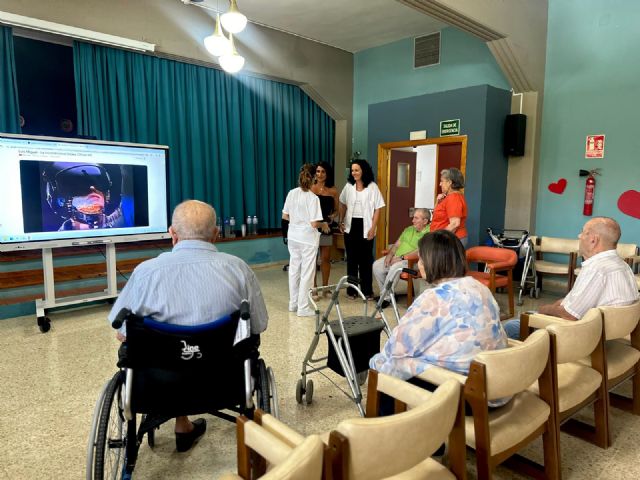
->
[562,249,639,319]
[282,187,323,246]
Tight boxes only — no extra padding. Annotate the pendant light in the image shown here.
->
[204,13,231,56]
[219,33,245,73]
[220,0,247,34]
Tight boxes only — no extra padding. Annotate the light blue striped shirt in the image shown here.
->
[108,240,268,335]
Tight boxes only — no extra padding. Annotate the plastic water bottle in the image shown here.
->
[229,216,236,238]
[252,215,258,235]
[223,217,231,238]
[246,216,252,232]
[216,216,223,238]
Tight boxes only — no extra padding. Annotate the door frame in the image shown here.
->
[376,135,467,257]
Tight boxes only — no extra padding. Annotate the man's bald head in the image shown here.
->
[170,200,217,243]
[579,216,621,257]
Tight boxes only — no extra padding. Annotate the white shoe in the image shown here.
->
[288,305,297,312]
[297,309,316,317]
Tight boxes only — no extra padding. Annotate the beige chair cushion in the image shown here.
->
[261,435,324,480]
[604,341,640,380]
[335,379,460,480]
[539,236,579,255]
[536,259,573,275]
[601,302,640,340]
[260,414,305,448]
[529,362,601,413]
[465,390,550,456]
[382,458,455,480]
[617,243,638,258]
[475,329,550,400]
[376,371,433,409]
[546,308,602,363]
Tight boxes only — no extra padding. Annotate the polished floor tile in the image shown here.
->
[0,262,638,479]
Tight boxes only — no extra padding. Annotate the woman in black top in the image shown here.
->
[311,162,339,296]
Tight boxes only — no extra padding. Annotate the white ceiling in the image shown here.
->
[186,0,446,53]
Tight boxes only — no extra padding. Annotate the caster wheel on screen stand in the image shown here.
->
[37,316,51,333]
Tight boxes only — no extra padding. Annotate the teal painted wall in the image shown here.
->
[536,0,640,242]
[353,27,509,159]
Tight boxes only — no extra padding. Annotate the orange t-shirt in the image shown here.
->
[430,193,468,239]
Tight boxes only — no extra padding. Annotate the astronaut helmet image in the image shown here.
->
[43,162,118,230]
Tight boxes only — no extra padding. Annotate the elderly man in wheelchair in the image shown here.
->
[87,200,277,480]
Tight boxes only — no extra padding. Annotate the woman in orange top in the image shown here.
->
[430,168,468,247]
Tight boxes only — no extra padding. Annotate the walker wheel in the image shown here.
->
[295,379,304,404]
[305,379,314,405]
[37,316,51,333]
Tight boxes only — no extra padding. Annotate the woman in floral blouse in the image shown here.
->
[370,230,508,382]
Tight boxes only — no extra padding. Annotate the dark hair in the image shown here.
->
[315,161,335,188]
[347,159,375,187]
[418,230,467,283]
[298,164,315,191]
[440,168,465,190]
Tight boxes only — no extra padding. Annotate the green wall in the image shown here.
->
[353,27,509,159]
[536,0,640,242]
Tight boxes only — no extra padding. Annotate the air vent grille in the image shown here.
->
[414,32,440,68]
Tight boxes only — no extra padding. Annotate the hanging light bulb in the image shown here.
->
[204,13,232,57]
[220,0,248,34]
[219,33,245,73]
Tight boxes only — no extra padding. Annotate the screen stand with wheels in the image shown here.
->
[35,243,119,333]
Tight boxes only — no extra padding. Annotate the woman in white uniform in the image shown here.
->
[282,165,329,316]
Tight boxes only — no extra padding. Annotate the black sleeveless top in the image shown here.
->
[317,195,334,222]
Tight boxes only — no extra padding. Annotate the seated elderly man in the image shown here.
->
[504,216,638,339]
[108,199,268,452]
[372,208,430,306]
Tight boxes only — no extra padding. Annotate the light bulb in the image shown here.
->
[204,13,231,56]
[219,33,244,73]
[220,0,248,34]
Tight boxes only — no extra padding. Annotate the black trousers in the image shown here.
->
[344,218,374,296]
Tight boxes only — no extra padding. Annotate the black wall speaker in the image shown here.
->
[504,113,527,156]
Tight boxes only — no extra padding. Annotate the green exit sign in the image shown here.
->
[440,119,460,136]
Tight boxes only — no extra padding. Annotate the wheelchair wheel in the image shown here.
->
[255,359,271,414]
[93,371,127,480]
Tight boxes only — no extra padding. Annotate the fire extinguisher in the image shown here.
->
[579,168,601,216]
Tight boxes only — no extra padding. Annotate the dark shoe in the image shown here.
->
[175,418,207,452]
[373,296,390,308]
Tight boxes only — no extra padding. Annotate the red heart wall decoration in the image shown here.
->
[548,178,567,194]
[618,190,640,219]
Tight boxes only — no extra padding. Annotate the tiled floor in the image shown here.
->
[0,261,638,479]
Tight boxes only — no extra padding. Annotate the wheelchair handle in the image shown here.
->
[401,267,419,277]
[111,308,131,329]
[240,300,250,320]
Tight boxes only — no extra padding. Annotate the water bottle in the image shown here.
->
[216,216,223,238]
[246,216,252,232]
[229,216,236,238]
[252,215,258,235]
[223,217,231,238]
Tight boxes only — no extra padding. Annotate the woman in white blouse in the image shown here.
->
[283,165,330,316]
[339,159,385,298]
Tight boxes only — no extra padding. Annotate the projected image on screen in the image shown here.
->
[19,160,149,233]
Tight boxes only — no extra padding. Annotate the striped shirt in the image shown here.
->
[108,240,268,335]
[562,249,639,319]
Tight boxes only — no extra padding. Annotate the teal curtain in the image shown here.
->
[73,42,334,227]
[0,26,21,133]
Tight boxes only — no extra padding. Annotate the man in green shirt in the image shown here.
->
[373,208,431,305]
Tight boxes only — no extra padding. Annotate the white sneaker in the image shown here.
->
[297,309,316,317]
[288,305,297,312]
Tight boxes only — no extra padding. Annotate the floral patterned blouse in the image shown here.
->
[370,276,508,380]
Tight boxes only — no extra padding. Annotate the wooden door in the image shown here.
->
[435,142,463,197]
[388,150,416,243]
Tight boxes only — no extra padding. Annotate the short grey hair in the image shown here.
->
[588,216,621,248]
[171,200,217,241]
[440,168,465,190]
[414,208,431,222]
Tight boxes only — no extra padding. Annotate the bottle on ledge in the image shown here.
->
[223,217,231,238]
[229,216,236,238]
[252,215,258,235]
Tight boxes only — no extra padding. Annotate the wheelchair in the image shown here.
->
[86,300,278,480]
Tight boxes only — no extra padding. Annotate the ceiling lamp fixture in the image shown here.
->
[219,34,245,74]
[203,13,231,56]
[220,0,247,34]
